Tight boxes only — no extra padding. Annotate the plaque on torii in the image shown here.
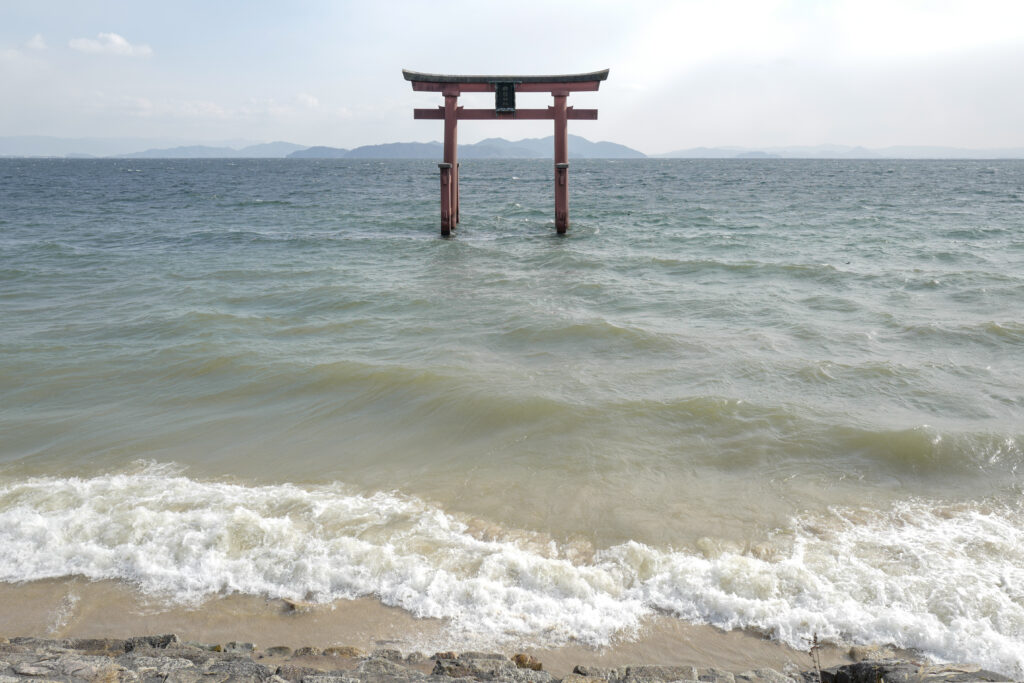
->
[403,69,609,236]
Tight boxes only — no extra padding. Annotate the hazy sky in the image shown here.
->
[2,0,1023,154]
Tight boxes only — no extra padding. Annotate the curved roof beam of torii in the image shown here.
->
[402,69,609,85]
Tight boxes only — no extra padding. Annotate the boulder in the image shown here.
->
[735,669,796,683]
[572,665,621,681]
[66,637,128,654]
[562,674,612,683]
[357,657,420,677]
[125,634,179,651]
[224,642,258,653]
[698,668,736,683]
[433,657,516,680]
[372,649,405,662]
[202,656,274,681]
[275,663,325,681]
[625,665,699,682]
[821,661,1012,683]
[512,654,543,671]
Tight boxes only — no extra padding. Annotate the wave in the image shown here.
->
[0,464,1021,676]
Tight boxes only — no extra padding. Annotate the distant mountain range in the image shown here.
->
[121,141,308,159]
[4,136,1024,159]
[0,136,262,158]
[289,135,643,159]
[654,145,1024,159]
[0,135,643,159]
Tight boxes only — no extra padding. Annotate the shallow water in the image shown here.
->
[1,159,1022,674]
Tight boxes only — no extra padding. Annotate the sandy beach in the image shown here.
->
[0,578,862,678]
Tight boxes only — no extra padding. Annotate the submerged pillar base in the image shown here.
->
[439,163,453,236]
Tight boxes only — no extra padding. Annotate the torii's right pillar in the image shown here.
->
[552,91,570,234]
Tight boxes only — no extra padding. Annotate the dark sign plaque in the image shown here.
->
[494,82,516,113]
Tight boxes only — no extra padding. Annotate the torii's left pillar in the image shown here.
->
[437,86,460,235]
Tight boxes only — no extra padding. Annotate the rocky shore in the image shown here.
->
[0,635,1017,683]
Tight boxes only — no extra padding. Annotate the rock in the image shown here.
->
[127,655,196,673]
[458,652,508,661]
[324,647,365,659]
[847,645,897,663]
[562,675,610,683]
[183,641,222,652]
[372,648,405,662]
[13,662,55,676]
[625,665,699,682]
[126,634,179,651]
[433,655,554,682]
[158,647,218,666]
[358,658,418,676]
[736,669,796,683]
[433,652,459,661]
[202,657,274,681]
[572,665,621,681]
[512,654,543,671]
[66,637,128,654]
[818,662,1012,683]
[698,667,736,683]
[433,656,516,680]
[917,663,1012,682]
[283,598,323,614]
[404,652,426,665]
[223,641,258,653]
[265,646,294,657]
[276,663,325,681]
[295,647,324,657]
[6,638,66,655]
[56,655,128,679]
[821,662,914,683]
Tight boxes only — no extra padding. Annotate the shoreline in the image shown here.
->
[0,579,856,676]
[0,580,1020,682]
[0,633,1016,683]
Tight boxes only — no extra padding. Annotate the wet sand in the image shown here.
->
[0,579,853,678]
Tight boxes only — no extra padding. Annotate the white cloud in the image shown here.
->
[0,47,47,79]
[81,91,155,117]
[174,100,229,119]
[27,34,47,50]
[69,33,152,57]
[297,93,319,108]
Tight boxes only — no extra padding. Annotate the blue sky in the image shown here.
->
[2,0,1023,154]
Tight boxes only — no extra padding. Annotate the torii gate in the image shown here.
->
[403,69,609,236]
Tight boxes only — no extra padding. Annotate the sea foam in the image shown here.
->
[0,465,1021,676]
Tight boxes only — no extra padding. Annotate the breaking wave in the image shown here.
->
[1,464,1021,676]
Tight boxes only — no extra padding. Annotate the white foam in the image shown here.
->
[0,464,1021,676]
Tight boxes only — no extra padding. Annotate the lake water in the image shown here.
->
[1,158,1022,675]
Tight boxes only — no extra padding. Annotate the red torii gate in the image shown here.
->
[403,69,609,236]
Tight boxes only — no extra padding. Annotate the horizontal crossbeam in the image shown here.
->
[414,107,598,120]
[403,69,608,85]
[410,81,604,93]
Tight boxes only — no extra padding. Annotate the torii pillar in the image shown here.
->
[404,69,609,236]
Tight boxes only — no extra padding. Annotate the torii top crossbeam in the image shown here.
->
[403,69,609,89]
[404,68,609,236]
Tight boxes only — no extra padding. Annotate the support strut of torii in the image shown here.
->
[403,69,609,236]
